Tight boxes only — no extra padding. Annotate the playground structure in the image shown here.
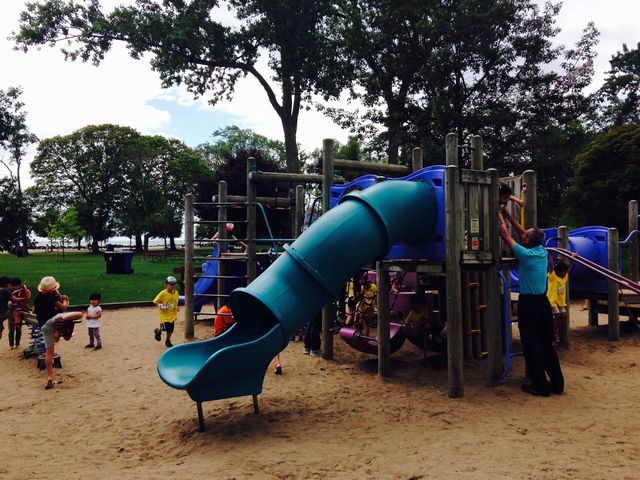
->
[158,133,640,431]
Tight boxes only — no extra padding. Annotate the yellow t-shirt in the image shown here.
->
[361,283,377,304]
[547,271,569,308]
[153,289,179,323]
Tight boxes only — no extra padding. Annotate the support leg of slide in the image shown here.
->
[252,394,260,414]
[197,402,205,432]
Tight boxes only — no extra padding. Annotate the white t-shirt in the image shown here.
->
[87,305,102,328]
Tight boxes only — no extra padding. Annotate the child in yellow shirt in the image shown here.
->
[153,276,179,348]
[547,255,574,345]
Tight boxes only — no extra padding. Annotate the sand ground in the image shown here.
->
[0,301,638,480]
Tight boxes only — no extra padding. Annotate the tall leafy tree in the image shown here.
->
[0,86,38,254]
[597,42,640,128]
[0,178,31,254]
[31,124,139,252]
[48,206,86,261]
[14,0,350,172]
[563,124,640,231]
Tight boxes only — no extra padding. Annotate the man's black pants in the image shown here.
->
[518,294,564,393]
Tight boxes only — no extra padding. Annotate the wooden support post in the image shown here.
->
[294,185,305,238]
[629,200,639,282]
[445,165,464,398]
[607,228,620,341]
[470,135,483,170]
[246,157,257,283]
[412,147,423,172]
[377,261,391,376]
[217,181,227,310]
[558,226,570,348]
[196,402,205,432]
[485,169,502,384]
[461,271,472,359]
[322,139,335,360]
[522,170,537,228]
[445,132,458,166]
[184,194,195,339]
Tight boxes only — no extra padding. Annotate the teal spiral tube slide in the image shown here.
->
[158,180,439,404]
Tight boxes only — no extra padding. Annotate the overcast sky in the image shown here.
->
[1,0,639,188]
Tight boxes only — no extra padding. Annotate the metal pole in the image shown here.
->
[377,261,390,376]
[246,157,257,283]
[294,185,305,238]
[629,200,639,282]
[216,181,227,310]
[607,228,620,341]
[412,147,423,172]
[184,194,195,339]
[558,226,570,348]
[445,165,464,398]
[470,135,483,170]
[322,139,335,360]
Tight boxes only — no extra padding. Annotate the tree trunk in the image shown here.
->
[169,236,177,251]
[282,116,300,173]
[144,234,149,252]
[91,237,100,254]
[135,234,144,252]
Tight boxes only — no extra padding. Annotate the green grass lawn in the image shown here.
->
[0,251,190,305]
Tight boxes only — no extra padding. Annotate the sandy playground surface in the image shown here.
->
[0,301,639,480]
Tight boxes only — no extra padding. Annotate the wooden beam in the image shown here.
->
[249,171,345,185]
[377,261,391,376]
[246,157,257,283]
[212,194,293,207]
[445,132,458,166]
[522,170,537,228]
[470,135,483,170]
[334,158,411,176]
[629,200,639,282]
[608,227,620,340]
[485,169,502,383]
[322,139,335,360]
[294,185,305,237]
[184,194,195,339]
[445,165,464,398]
[412,147,423,172]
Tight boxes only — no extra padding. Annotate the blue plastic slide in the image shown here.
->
[157,179,439,423]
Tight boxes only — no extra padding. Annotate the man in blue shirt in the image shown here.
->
[500,211,564,397]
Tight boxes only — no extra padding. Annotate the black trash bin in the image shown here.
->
[104,252,134,274]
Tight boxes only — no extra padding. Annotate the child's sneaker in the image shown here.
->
[154,328,161,342]
[85,344,95,348]
[165,340,173,348]
[303,348,310,355]
[94,344,102,350]
[274,362,282,375]
[310,349,321,357]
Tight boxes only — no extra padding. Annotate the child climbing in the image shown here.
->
[9,277,30,350]
[355,274,377,337]
[84,292,103,350]
[153,276,179,348]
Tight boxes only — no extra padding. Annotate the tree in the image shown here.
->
[0,178,30,254]
[597,42,640,128]
[0,86,38,254]
[115,135,209,252]
[563,124,640,232]
[31,124,139,253]
[198,125,286,171]
[48,206,86,261]
[14,0,350,172]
